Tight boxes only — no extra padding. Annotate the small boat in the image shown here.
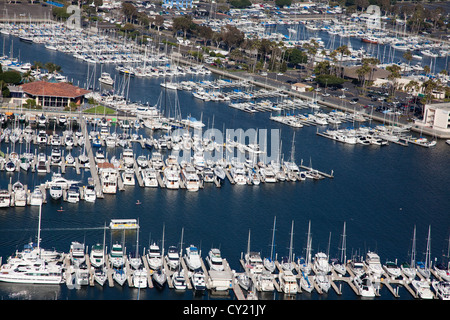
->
[172,270,187,290]
[412,279,433,299]
[152,268,167,288]
[166,246,180,270]
[191,271,206,291]
[432,280,450,300]
[353,274,376,298]
[0,190,11,208]
[132,268,148,288]
[98,72,114,86]
[237,273,251,291]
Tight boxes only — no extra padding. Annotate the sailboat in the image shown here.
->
[298,220,312,275]
[401,225,417,280]
[129,220,142,270]
[331,222,347,276]
[416,225,432,279]
[281,220,296,271]
[152,224,167,288]
[171,227,186,290]
[263,216,277,273]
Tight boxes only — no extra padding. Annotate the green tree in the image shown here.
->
[172,16,196,38]
[275,0,292,8]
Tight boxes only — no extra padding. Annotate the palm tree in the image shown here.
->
[334,45,351,78]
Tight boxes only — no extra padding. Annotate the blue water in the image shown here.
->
[0,29,449,301]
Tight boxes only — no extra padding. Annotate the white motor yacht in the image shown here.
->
[122,169,135,186]
[185,245,202,271]
[206,248,224,271]
[432,280,450,300]
[49,185,63,201]
[0,190,11,208]
[132,268,148,288]
[29,186,44,206]
[172,270,187,290]
[50,148,62,165]
[100,168,118,194]
[90,243,105,268]
[84,185,96,203]
[12,181,27,207]
[383,260,402,279]
[182,165,200,192]
[163,165,180,189]
[364,251,384,278]
[142,168,159,187]
[146,243,163,270]
[166,246,180,270]
[70,241,86,267]
[412,279,433,299]
[109,243,125,268]
[99,72,114,86]
[313,252,331,274]
[67,185,80,203]
[279,270,298,294]
[353,274,376,298]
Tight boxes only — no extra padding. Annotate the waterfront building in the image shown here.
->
[414,102,450,137]
[18,81,90,110]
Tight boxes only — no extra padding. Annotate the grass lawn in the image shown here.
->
[84,105,116,115]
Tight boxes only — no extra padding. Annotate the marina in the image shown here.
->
[0,13,449,302]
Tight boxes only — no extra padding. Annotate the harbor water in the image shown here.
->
[0,28,449,301]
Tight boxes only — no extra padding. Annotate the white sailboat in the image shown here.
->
[331,222,347,276]
[298,220,312,275]
[281,220,296,271]
[263,216,277,273]
[416,225,432,279]
[401,225,417,280]
[152,224,167,288]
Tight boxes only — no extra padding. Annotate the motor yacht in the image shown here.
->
[163,165,180,189]
[70,241,86,267]
[353,274,376,298]
[191,271,206,292]
[182,165,200,192]
[313,252,331,274]
[432,280,450,300]
[166,246,180,270]
[279,270,298,294]
[100,168,118,194]
[90,243,105,268]
[383,260,402,279]
[99,72,114,86]
[122,169,135,186]
[142,167,159,187]
[147,243,163,270]
[67,185,80,203]
[49,185,63,201]
[12,181,27,207]
[206,248,224,271]
[0,190,11,208]
[29,186,44,206]
[109,243,125,268]
[185,245,202,271]
[412,279,433,299]
[364,251,384,278]
[84,185,96,203]
[132,267,148,288]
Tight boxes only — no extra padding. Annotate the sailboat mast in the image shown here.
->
[289,220,294,263]
[37,203,42,256]
[425,225,431,269]
[340,222,346,263]
[411,225,416,267]
[269,216,276,261]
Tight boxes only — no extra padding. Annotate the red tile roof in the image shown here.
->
[20,81,90,98]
